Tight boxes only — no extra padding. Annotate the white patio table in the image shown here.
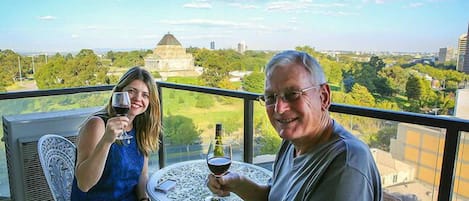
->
[146,159,272,201]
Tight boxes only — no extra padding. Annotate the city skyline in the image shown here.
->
[1,0,468,53]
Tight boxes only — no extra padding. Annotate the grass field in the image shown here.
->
[161,89,267,143]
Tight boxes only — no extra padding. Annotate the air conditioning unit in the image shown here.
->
[2,107,100,201]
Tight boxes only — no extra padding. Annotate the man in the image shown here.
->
[207,50,382,201]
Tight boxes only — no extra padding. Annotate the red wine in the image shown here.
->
[207,157,231,175]
[113,106,129,116]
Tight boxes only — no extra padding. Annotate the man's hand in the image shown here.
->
[206,172,241,197]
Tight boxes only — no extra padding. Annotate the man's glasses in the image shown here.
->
[259,85,320,106]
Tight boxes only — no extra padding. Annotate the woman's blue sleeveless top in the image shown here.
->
[71,128,144,201]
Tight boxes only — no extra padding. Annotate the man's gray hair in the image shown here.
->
[265,50,326,85]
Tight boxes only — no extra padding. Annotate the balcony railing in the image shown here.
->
[1,81,469,201]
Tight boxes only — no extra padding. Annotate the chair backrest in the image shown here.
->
[38,134,76,201]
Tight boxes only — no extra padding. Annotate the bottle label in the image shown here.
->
[214,123,224,156]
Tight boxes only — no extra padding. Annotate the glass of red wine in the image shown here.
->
[111,91,133,144]
[206,141,232,201]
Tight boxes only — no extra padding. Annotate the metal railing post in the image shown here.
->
[157,85,166,169]
[243,99,254,163]
[437,127,460,201]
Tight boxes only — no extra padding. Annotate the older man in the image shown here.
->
[207,50,382,201]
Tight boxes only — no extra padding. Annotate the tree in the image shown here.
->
[369,56,385,72]
[368,125,397,151]
[405,74,423,101]
[379,66,409,95]
[199,54,231,88]
[375,100,400,111]
[373,76,394,96]
[348,56,388,95]
[348,83,375,107]
[35,54,67,89]
[107,50,150,67]
[342,72,355,93]
[354,62,377,93]
[255,117,281,155]
[34,49,109,89]
[0,49,20,86]
[164,115,201,145]
[218,77,237,90]
[242,72,264,93]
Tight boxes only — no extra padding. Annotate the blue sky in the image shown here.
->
[1,0,468,53]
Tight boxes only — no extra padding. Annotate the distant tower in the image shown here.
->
[438,47,447,64]
[237,41,246,54]
[210,41,215,50]
[457,33,468,72]
[447,47,456,61]
[463,23,469,74]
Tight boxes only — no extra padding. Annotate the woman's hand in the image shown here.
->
[102,116,129,143]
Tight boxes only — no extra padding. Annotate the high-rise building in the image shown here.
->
[237,41,246,54]
[210,41,215,50]
[463,23,469,74]
[438,47,447,63]
[457,33,468,72]
[447,47,456,61]
[438,47,457,64]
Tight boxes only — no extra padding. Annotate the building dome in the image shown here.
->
[157,33,182,46]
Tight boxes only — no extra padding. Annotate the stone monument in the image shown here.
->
[144,32,198,78]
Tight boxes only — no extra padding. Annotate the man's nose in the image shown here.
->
[274,96,289,114]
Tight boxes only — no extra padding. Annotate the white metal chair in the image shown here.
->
[38,134,76,201]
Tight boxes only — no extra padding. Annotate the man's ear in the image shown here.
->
[320,84,331,111]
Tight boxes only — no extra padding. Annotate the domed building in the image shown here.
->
[144,33,198,78]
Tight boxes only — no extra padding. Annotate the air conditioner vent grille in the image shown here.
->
[20,136,77,201]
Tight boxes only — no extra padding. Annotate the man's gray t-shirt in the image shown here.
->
[268,121,382,201]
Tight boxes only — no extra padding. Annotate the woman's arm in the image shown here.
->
[74,116,128,192]
[136,155,150,200]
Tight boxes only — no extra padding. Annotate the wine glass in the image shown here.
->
[111,91,133,144]
[205,141,232,201]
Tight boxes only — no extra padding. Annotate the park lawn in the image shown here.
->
[162,90,246,139]
[5,80,38,91]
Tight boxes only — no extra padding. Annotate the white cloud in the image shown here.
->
[159,18,295,35]
[71,34,79,39]
[183,2,212,9]
[160,19,242,27]
[266,1,307,11]
[266,1,347,12]
[311,3,347,8]
[250,17,264,21]
[38,16,56,20]
[361,0,391,4]
[85,25,99,30]
[407,2,424,8]
[311,10,360,16]
[228,3,258,9]
[289,17,298,23]
[181,33,231,40]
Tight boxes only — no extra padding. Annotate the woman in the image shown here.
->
[71,66,161,201]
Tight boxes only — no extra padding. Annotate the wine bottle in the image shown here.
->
[214,123,224,157]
